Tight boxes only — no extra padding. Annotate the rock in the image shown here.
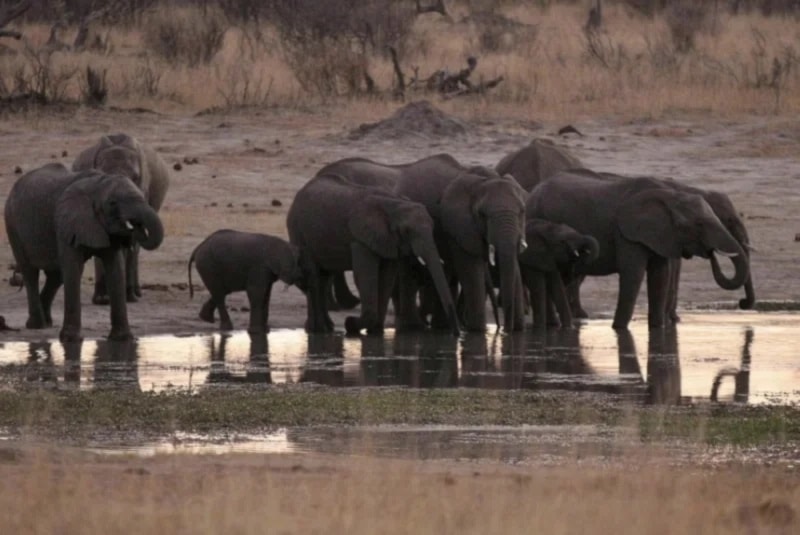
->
[173,162,183,171]
[271,199,282,207]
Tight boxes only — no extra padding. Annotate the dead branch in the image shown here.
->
[0,0,31,40]
[442,75,504,99]
[73,1,121,50]
[387,46,405,100]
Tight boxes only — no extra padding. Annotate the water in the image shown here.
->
[0,312,797,405]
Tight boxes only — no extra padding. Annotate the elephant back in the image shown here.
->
[497,139,582,191]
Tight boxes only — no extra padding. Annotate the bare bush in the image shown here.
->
[215,60,274,108]
[143,7,226,67]
[664,1,713,53]
[116,56,162,98]
[7,46,78,102]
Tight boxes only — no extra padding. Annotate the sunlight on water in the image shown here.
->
[0,312,797,405]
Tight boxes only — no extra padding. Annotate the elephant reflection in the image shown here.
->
[21,340,82,387]
[93,338,139,391]
[206,333,272,384]
[710,327,752,403]
[357,332,458,388]
[299,333,345,386]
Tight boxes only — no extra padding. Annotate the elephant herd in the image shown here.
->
[3,133,754,342]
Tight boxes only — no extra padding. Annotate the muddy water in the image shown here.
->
[0,313,797,405]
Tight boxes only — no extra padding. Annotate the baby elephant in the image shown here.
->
[188,230,306,334]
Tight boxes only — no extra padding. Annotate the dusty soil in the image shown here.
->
[1,446,798,534]
[0,104,798,341]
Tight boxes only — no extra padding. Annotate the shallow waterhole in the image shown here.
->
[0,312,797,460]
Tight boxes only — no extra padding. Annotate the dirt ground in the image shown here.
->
[0,104,798,341]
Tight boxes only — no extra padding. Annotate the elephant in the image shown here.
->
[558,172,755,322]
[518,218,600,329]
[495,138,582,191]
[188,229,306,335]
[72,133,171,304]
[321,154,527,332]
[4,163,164,341]
[527,170,749,330]
[287,173,460,336]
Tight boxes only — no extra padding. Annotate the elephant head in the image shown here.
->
[440,171,527,331]
[703,190,755,309]
[351,193,460,336]
[618,188,749,291]
[55,171,164,252]
[91,134,144,189]
[520,218,600,274]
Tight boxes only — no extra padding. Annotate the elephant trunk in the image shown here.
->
[710,247,749,291]
[412,241,460,336]
[127,203,164,251]
[488,214,523,332]
[579,235,600,265]
[739,273,755,310]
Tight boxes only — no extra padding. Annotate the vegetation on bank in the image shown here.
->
[3,1,800,118]
[1,386,798,447]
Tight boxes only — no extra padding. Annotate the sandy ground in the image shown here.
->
[0,105,798,342]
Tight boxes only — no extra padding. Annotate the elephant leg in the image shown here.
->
[547,271,573,329]
[613,247,648,331]
[40,269,63,327]
[450,246,486,332]
[332,272,360,310]
[125,246,140,303]
[21,267,47,329]
[347,242,382,336]
[666,258,681,324]
[101,250,133,340]
[646,255,671,330]
[616,329,641,376]
[246,274,273,335]
[199,298,216,323]
[567,275,588,319]
[59,247,86,342]
[376,259,398,334]
[510,266,525,332]
[305,264,333,334]
[395,260,426,331]
[214,293,234,331]
[92,257,110,305]
[525,268,547,330]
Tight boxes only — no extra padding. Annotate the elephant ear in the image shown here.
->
[522,220,557,272]
[440,176,485,257]
[348,196,399,259]
[55,174,110,250]
[71,136,114,172]
[617,189,683,258]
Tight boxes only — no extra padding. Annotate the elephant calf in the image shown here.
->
[188,230,306,334]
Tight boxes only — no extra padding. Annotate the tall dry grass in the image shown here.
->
[1,447,798,534]
[1,3,800,119]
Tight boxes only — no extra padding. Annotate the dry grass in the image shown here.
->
[0,447,797,534]
[2,3,800,119]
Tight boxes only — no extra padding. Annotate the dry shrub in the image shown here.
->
[142,7,226,67]
[664,1,714,53]
[5,47,78,103]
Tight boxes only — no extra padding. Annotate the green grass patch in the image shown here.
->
[0,386,798,447]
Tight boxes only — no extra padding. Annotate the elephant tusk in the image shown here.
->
[125,221,135,230]
[519,238,528,253]
[573,249,581,257]
[488,244,496,267]
[745,243,758,253]
[417,256,426,266]
[714,249,739,258]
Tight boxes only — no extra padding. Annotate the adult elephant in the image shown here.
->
[519,218,599,329]
[287,173,459,336]
[72,133,170,304]
[324,154,527,332]
[561,173,755,321]
[496,138,581,191]
[527,170,749,330]
[4,163,164,342]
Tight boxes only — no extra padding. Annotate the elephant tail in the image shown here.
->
[188,248,197,299]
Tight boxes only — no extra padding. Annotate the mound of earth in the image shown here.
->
[349,100,468,140]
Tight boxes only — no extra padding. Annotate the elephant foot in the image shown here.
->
[92,294,110,306]
[336,295,360,310]
[107,328,133,341]
[134,285,142,298]
[59,328,83,343]
[220,321,234,332]
[611,321,630,331]
[25,316,47,329]
[669,311,681,324]
[126,289,139,303]
[247,325,268,336]
[395,319,428,332]
[344,316,362,336]
[573,308,589,319]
